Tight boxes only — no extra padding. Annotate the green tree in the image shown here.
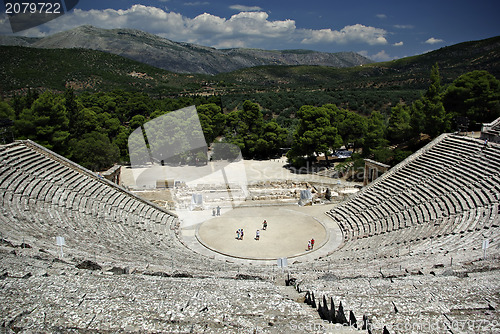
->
[113,128,131,162]
[15,91,70,152]
[211,141,241,161]
[0,100,15,143]
[387,104,412,143]
[225,100,265,159]
[443,70,500,128]
[409,99,427,136]
[372,147,393,164]
[288,105,343,165]
[130,115,146,130]
[79,107,99,133]
[100,114,122,138]
[64,88,79,131]
[69,131,120,171]
[119,95,150,119]
[411,63,451,137]
[329,106,367,151]
[393,149,413,164]
[0,99,15,120]
[256,121,288,159]
[197,103,225,144]
[425,62,443,100]
[363,111,388,157]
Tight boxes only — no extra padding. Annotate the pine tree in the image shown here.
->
[411,63,450,137]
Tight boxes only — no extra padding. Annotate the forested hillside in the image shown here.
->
[0,36,499,172]
[0,46,204,95]
[1,65,499,172]
[1,25,373,75]
[216,36,500,90]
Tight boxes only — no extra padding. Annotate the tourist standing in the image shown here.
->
[262,220,267,230]
[311,238,315,249]
[255,230,260,240]
[216,205,221,216]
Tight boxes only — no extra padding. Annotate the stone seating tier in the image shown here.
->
[0,140,233,273]
[327,135,499,245]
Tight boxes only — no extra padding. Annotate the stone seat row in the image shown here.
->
[297,270,499,334]
[0,141,228,271]
[327,135,500,243]
[329,188,497,242]
[0,264,311,333]
[341,151,498,219]
[1,142,172,221]
[1,187,221,272]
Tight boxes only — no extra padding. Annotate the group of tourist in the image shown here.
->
[255,220,268,240]
[212,206,221,216]
[235,220,268,241]
[235,228,244,240]
[307,238,315,250]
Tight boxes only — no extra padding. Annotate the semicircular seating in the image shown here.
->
[0,140,229,272]
[324,134,499,267]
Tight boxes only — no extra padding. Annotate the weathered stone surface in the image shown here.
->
[235,273,263,280]
[144,271,170,277]
[76,260,102,271]
[1,133,499,333]
[108,266,128,275]
[0,252,318,333]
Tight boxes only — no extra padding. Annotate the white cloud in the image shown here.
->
[376,14,387,19]
[184,2,210,6]
[229,5,263,12]
[372,50,392,61]
[425,37,444,44]
[393,41,403,46]
[11,6,187,38]
[185,11,296,47]
[301,24,388,45]
[394,24,414,29]
[359,49,395,61]
[5,5,388,50]
[227,12,295,37]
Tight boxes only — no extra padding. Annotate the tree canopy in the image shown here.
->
[443,70,500,128]
[287,105,343,166]
[2,66,499,170]
[225,100,286,159]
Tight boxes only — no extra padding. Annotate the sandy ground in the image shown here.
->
[120,157,348,261]
[120,157,354,188]
[197,206,327,260]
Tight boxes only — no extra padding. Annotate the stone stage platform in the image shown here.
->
[174,204,343,265]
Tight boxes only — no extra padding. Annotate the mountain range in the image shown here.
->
[0,25,372,75]
[0,27,498,96]
[218,35,500,90]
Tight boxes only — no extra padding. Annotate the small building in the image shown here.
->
[480,117,500,144]
[363,159,390,186]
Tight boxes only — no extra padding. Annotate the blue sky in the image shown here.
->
[2,0,499,61]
